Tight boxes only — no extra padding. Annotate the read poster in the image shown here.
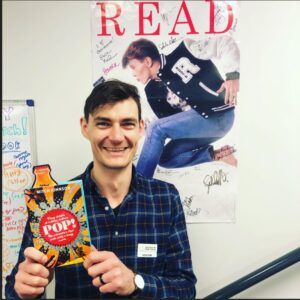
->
[90,1,240,222]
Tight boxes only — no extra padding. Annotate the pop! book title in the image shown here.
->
[25,181,91,267]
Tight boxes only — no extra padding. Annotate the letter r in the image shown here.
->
[97,2,125,36]
[171,57,200,83]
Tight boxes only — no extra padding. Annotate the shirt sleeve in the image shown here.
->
[135,185,197,299]
[185,35,240,76]
[5,219,34,300]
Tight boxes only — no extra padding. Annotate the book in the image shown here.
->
[24,180,91,267]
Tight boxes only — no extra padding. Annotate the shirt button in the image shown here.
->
[205,115,208,118]
[177,91,180,95]
[105,206,109,211]
[158,73,162,76]
[202,112,205,116]
[115,231,119,236]
[193,105,197,108]
[167,81,170,85]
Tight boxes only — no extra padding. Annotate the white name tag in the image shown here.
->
[137,243,157,258]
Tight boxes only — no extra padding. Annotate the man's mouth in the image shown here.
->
[103,147,128,152]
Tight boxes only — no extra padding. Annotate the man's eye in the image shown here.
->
[123,122,135,128]
[96,122,110,127]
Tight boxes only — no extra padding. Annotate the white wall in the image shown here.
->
[3,1,300,299]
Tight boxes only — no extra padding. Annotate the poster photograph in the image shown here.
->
[90,0,240,223]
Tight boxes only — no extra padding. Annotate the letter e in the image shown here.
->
[135,1,160,36]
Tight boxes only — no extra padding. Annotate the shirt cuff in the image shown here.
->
[132,273,157,299]
[226,71,240,80]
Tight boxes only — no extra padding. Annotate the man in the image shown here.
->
[122,36,239,178]
[5,80,197,299]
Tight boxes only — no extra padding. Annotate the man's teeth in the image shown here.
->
[105,147,126,152]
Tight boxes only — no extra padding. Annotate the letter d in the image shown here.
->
[205,0,234,34]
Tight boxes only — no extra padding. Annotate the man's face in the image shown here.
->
[81,98,144,171]
[128,58,153,85]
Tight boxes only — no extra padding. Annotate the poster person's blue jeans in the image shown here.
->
[136,109,235,178]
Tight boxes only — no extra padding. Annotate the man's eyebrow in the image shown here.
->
[93,117,111,122]
[93,117,138,123]
[121,118,138,123]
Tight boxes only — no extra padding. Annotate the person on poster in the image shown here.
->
[5,80,197,299]
[122,35,239,178]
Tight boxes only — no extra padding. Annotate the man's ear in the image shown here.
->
[144,57,153,68]
[80,117,89,139]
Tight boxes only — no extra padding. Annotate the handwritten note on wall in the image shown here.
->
[2,100,36,298]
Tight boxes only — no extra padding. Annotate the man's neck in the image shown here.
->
[151,61,161,80]
[91,163,133,209]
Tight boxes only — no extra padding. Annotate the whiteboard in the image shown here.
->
[2,100,37,298]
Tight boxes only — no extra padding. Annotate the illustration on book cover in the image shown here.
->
[25,174,91,267]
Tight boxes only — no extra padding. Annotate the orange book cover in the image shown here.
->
[24,180,91,267]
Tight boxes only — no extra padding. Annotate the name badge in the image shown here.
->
[137,243,157,258]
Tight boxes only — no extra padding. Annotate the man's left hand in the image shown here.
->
[217,79,239,106]
[83,249,136,296]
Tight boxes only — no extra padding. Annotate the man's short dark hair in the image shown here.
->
[84,79,141,121]
[122,38,160,68]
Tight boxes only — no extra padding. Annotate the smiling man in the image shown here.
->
[5,79,197,299]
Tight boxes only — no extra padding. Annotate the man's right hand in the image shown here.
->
[14,247,54,299]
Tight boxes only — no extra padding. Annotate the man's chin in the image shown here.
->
[101,161,132,170]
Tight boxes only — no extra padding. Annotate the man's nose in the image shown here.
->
[109,125,124,142]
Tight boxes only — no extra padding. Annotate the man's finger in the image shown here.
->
[84,250,115,269]
[92,275,104,288]
[228,89,234,105]
[99,282,116,294]
[216,83,225,94]
[100,267,122,284]
[231,95,237,106]
[224,86,230,104]
[14,282,45,298]
[87,258,118,278]
[19,261,50,279]
[18,271,49,287]
[24,247,48,265]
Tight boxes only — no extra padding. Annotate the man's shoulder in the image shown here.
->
[68,163,92,183]
[70,173,84,182]
[136,172,179,196]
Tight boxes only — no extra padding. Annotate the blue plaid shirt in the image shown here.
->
[5,162,196,299]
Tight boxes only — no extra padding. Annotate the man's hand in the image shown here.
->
[217,79,239,106]
[83,249,136,296]
[14,247,54,299]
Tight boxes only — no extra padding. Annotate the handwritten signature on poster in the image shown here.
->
[203,169,229,194]
[182,195,201,217]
